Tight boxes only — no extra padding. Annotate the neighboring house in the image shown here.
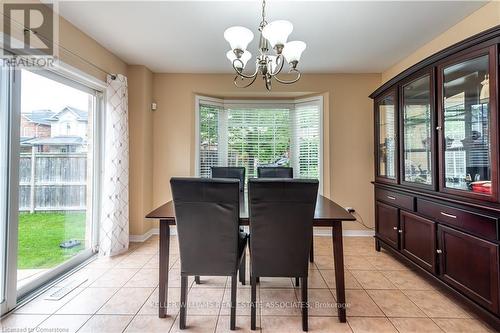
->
[20,110,54,138]
[49,106,88,139]
[20,106,89,153]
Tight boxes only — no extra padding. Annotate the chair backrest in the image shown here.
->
[211,167,246,191]
[170,177,241,276]
[248,178,318,278]
[257,166,293,178]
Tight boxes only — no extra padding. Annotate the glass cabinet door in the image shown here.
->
[376,92,397,182]
[439,47,497,199]
[402,74,433,187]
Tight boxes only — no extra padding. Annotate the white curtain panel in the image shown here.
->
[100,74,129,256]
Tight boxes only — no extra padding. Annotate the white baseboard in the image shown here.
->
[312,228,375,237]
[129,226,373,242]
[129,227,161,242]
[342,230,375,237]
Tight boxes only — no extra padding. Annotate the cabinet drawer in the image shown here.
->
[375,189,414,211]
[417,199,498,241]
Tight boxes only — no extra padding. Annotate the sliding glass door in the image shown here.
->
[0,66,103,313]
[0,63,11,315]
[15,68,100,296]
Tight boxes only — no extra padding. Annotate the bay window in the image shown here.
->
[196,96,323,190]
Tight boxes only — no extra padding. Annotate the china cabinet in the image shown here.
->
[370,26,500,329]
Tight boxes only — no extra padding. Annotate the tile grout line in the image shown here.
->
[30,287,88,331]
[30,257,133,332]
[258,279,262,332]
[73,254,151,332]
[212,277,228,333]
[119,284,157,332]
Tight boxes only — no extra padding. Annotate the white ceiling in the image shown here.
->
[57,1,487,74]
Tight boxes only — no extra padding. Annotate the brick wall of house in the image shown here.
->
[20,117,51,138]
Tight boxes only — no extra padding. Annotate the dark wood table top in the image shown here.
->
[146,194,356,226]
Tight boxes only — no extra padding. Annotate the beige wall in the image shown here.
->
[382,1,500,83]
[151,73,381,231]
[128,66,154,236]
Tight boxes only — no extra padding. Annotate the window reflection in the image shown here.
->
[403,75,432,185]
[443,54,491,194]
[378,95,396,179]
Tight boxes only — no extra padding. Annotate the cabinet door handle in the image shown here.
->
[436,126,442,131]
[393,227,398,230]
[440,212,457,219]
[386,195,396,200]
[398,229,403,234]
[436,249,443,254]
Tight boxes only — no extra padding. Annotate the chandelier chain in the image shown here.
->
[261,0,266,26]
[225,0,304,90]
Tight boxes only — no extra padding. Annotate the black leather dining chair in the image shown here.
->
[248,179,319,331]
[257,166,293,178]
[203,166,246,285]
[257,166,315,279]
[170,178,248,330]
[211,166,246,192]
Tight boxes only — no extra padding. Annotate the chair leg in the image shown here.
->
[250,275,257,330]
[195,276,201,284]
[230,274,237,330]
[180,276,188,329]
[309,235,314,263]
[295,277,300,287]
[301,277,308,332]
[239,252,246,285]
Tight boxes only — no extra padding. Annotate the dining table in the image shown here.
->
[146,193,356,323]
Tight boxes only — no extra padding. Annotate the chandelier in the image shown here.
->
[223,0,306,90]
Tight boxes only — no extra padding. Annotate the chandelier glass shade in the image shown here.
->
[262,20,293,48]
[223,0,306,90]
[223,26,254,52]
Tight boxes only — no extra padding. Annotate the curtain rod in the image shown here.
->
[2,12,117,80]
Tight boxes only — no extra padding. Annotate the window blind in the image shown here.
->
[225,103,293,179]
[198,103,221,178]
[292,100,321,179]
[197,98,322,186]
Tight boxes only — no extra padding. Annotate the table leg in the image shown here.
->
[159,221,170,318]
[332,222,346,322]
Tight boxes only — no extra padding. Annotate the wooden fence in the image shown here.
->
[19,152,88,212]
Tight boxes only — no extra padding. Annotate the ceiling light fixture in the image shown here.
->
[223,0,306,90]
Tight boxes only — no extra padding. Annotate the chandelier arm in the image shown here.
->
[268,54,285,76]
[232,59,259,79]
[274,69,302,84]
[234,74,258,88]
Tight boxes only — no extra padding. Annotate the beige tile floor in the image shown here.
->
[1,236,498,333]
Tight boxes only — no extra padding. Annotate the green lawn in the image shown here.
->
[18,212,86,269]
